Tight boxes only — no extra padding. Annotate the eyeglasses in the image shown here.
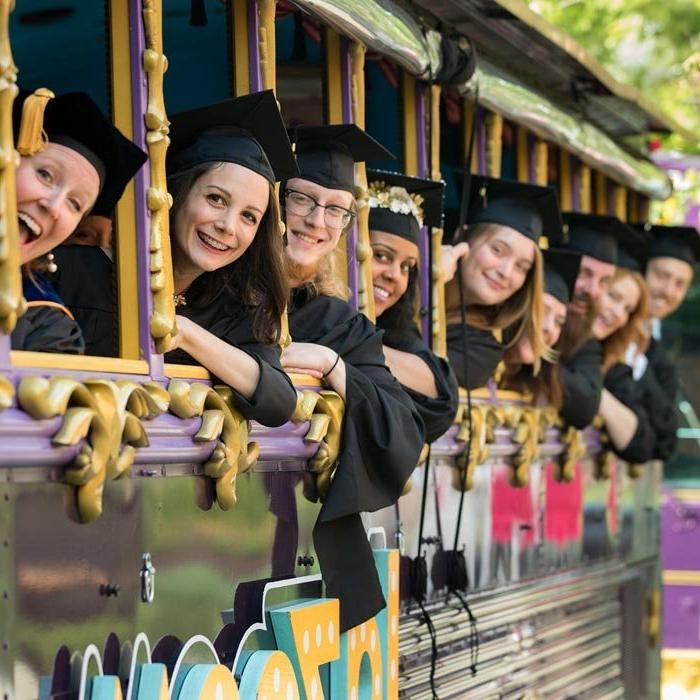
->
[284,189,355,230]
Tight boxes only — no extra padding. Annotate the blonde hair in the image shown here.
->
[601,268,650,371]
[445,222,548,373]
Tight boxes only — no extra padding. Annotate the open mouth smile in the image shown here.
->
[197,230,232,253]
[18,212,42,245]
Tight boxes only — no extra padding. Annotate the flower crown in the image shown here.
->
[367,181,424,227]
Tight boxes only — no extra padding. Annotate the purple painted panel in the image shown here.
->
[130,0,157,371]
[664,584,700,649]
[571,156,581,212]
[662,492,700,570]
[341,37,359,309]
[248,0,262,92]
[415,86,431,343]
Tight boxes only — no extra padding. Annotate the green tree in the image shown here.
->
[527,0,700,151]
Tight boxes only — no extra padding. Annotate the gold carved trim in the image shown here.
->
[168,380,258,509]
[231,0,250,96]
[663,570,700,586]
[452,404,489,492]
[0,0,23,333]
[430,84,441,182]
[431,227,447,357]
[462,98,478,173]
[324,27,343,124]
[143,0,176,353]
[485,111,503,178]
[258,0,277,92]
[349,41,375,321]
[533,140,548,186]
[401,71,418,177]
[516,126,529,183]
[594,170,607,215]
[559,150,572,211]
[578,164,592,213]
[556,426,585,482]
[595,449,615,481]
[293,389,344,501]
[17,376,168,522]
[0,375,13,409]
[614,185,627,221]
[11,351,149,374]
[510,406,541,486]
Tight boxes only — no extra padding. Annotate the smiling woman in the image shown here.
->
[10,89,146,354]
[161,91,300,428]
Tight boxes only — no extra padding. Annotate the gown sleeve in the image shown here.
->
[51,245,118,357]
[604,362,655,463]
[11,304,85,354]
[167,302,297,428]
[559,338,603,429]
[382,324,459,443]
[640,339,678,460]
[289,295,425,632]
[446,322,504,390]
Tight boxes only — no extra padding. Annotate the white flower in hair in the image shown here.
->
[367,180,425,227]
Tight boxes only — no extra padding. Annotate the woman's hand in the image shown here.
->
[172,315,194,352]
[441,242,470,283]
[280,342,337,379]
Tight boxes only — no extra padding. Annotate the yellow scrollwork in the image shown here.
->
[595,449,616,481]
[258,0,276,92]
[485,111,503,178]
[452,405,489,492]
[627,462,643,479]
[0,375,13,409]
[646,588,661,648]
[511,407,541,487]
[17,376,170,522]
[18,376,111,523]
[142,0,176,353]
[167,380,258,509]
[0,0,24,334]
[295,389,344,501]
[556,426,585,482]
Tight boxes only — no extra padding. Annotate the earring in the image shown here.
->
[46,251,57,273]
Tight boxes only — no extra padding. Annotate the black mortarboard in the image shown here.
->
[615,223,648,273]
[467,175,563,245]
[367,170,444,246]
[543,248,581,304]
[289,124,395,192]
[561,213,619,265]
[167,90,298,184]
[638,223,700,267]
[13,90,147,216]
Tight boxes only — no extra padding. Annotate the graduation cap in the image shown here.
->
[168,90,298,184]
[289,124,395,193]
[467,175,563,245]
[14,89,147,216]
[615,223,648,273]
[638,223,700,267]
[560,213,619,265]
[543,248,581,304]
[366,170,445,246]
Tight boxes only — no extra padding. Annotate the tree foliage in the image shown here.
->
[527,0,700,151]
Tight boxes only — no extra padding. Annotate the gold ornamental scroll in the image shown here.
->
[0,0,23,334]
[578,164,592,214]
[485,111,503,178]
[350,41,375,321]
[142,0,176,353]
[258,0,277,94]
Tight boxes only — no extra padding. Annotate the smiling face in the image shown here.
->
[370,230,419,316]
[592,272,642,340]
[283,177,354,276]
[16,143,101,265]
[569,254,616,317]
[171,162,269,281]
[510,292,566,364]
[460,224,536,306]
[645,256,693,320]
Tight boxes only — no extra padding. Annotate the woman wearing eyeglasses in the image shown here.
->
[279,125,425,635]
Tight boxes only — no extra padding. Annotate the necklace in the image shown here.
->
[173,291,187,307]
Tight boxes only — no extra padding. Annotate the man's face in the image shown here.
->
[568,254,616,317]
[645,256,694,320]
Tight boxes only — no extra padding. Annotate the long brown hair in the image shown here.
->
[601,268,650,371]
[500,360,564,410]
[445,222,548,372]
[168,162,289,344]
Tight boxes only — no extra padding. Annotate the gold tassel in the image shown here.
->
[17,87,55,157]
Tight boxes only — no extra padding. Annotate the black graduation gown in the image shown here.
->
[560,338,603,429]
[167,291,297,428]
[603,362,655,463]
[639,338,678,460]
[52,245,118,357]
[446,322,504,390]
[288,289,425,631]
[11,274,85,354]
[380,323,459,443]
